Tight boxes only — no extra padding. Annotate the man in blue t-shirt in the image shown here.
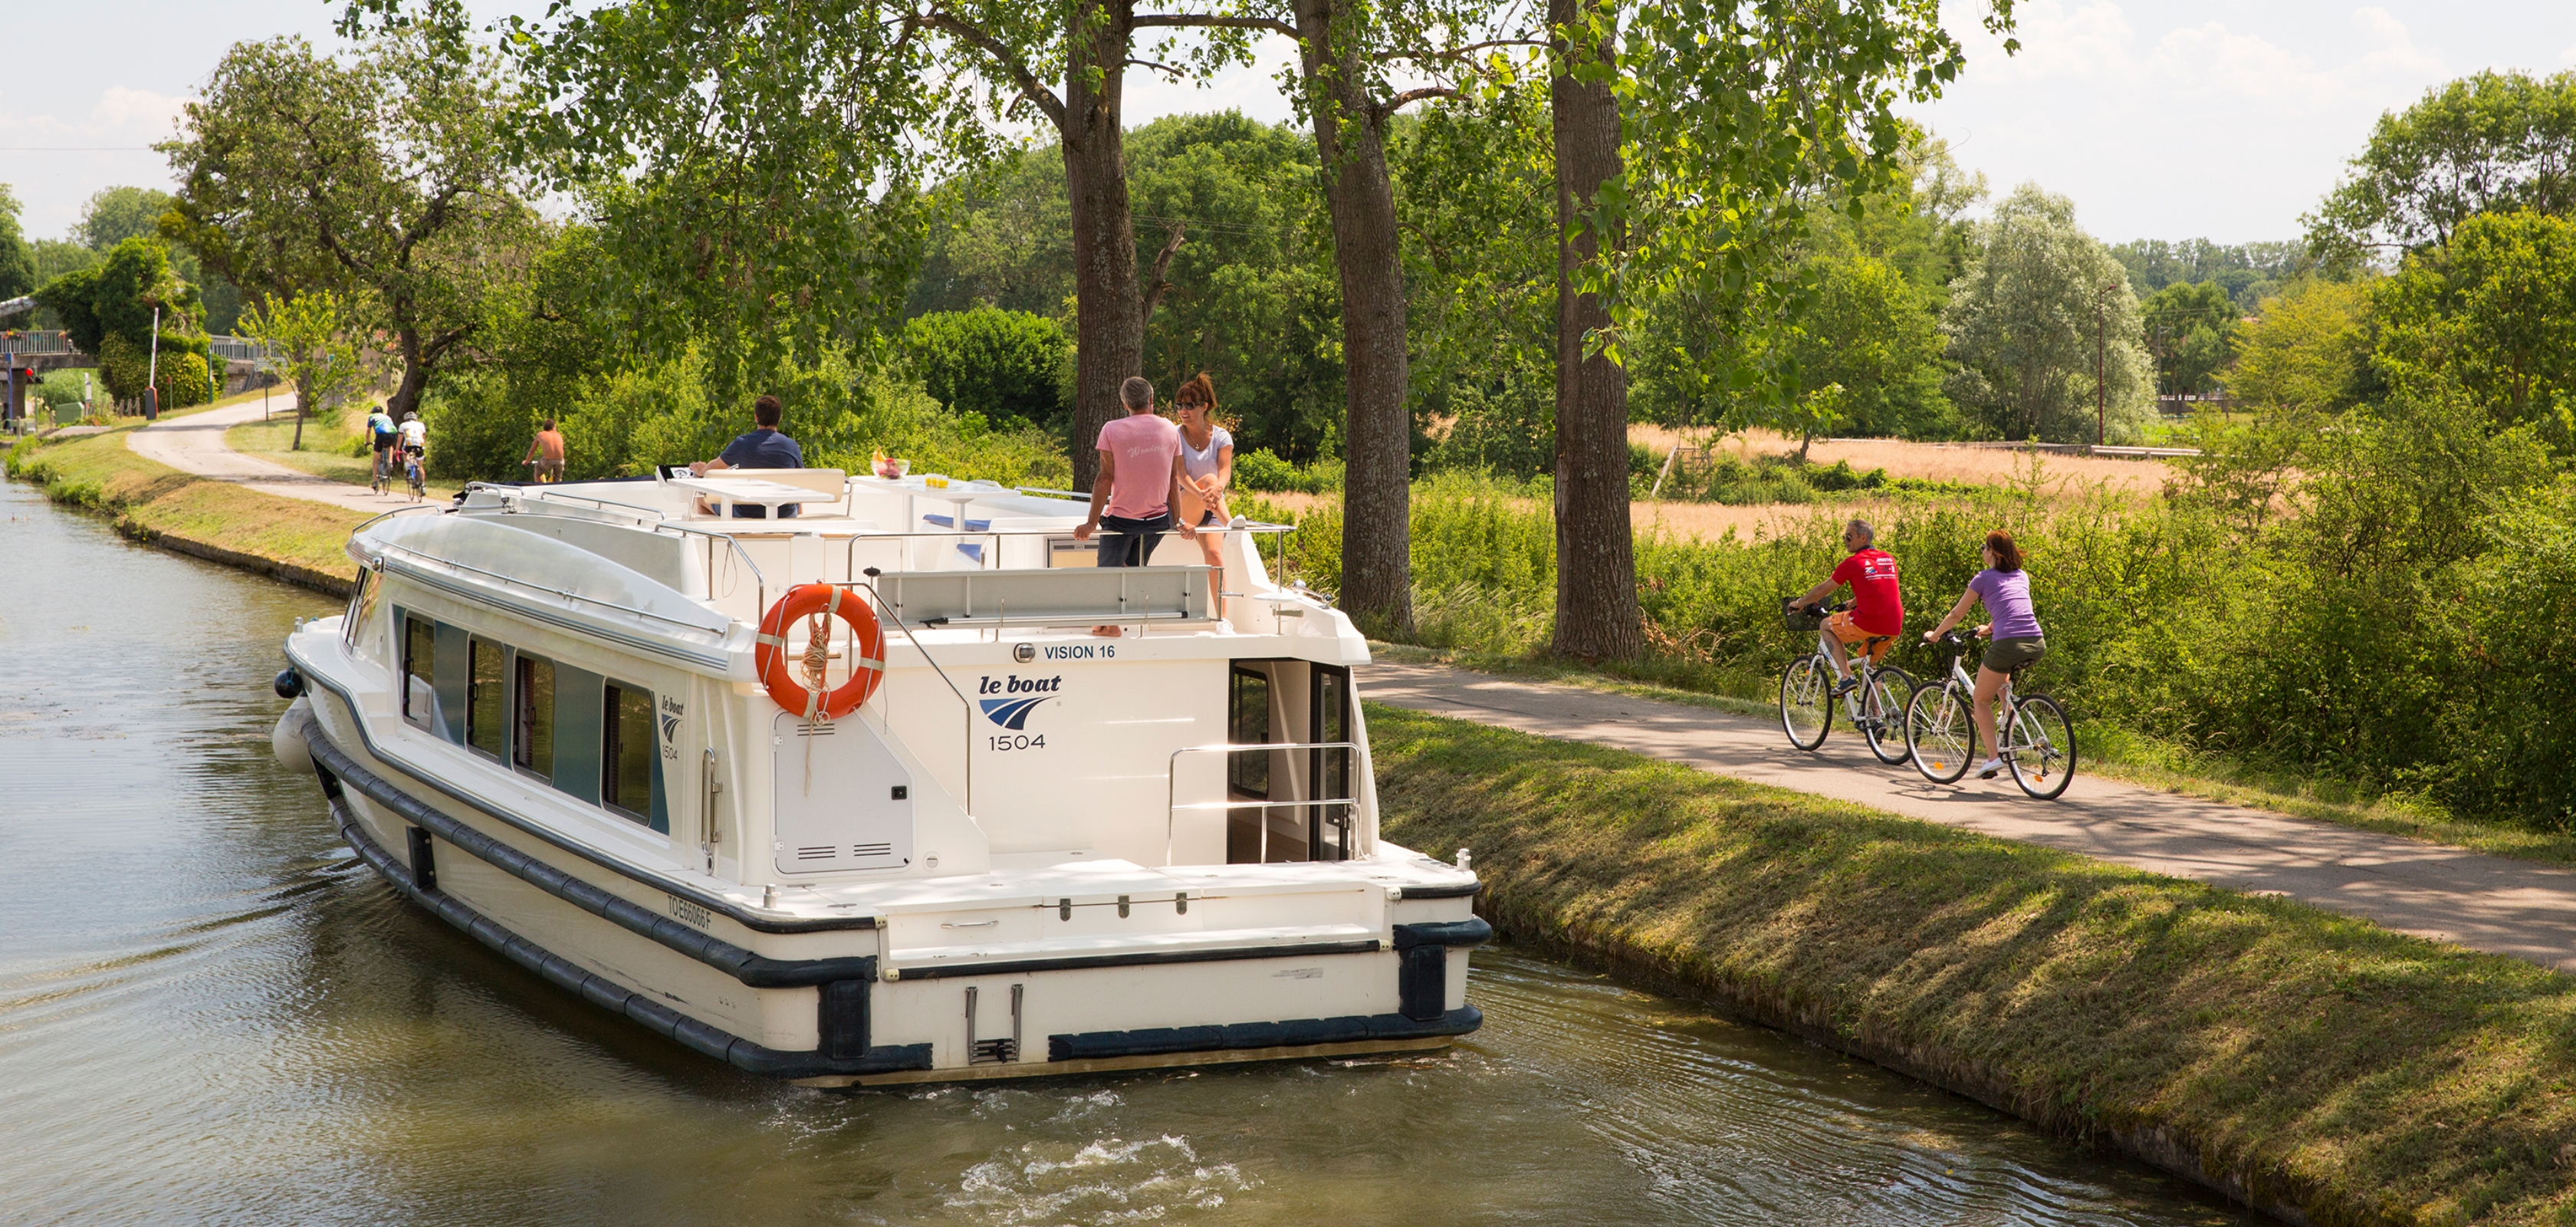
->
[688,394,803,518]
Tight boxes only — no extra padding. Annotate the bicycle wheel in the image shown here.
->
[1859,666,1916,765]
[2006,694,2077,801]
[1779,656,1833,751]
[1904,681,1976,783]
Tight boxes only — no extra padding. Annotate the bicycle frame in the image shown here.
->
[1812,627,1898,723]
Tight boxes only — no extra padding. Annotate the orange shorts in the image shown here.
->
[1825,611,1895,664]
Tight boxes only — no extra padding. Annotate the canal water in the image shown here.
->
[0,476,2260,1226]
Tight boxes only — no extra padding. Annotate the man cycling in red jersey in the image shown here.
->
[1792,518,1904,696]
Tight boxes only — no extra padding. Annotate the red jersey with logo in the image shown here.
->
[1830,548,1904,637]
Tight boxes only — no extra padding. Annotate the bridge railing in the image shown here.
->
[0,331,78,357]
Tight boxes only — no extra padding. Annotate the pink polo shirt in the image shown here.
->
[1096,413,1182,519]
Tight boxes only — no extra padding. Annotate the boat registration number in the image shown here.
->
[987,734,1046,752]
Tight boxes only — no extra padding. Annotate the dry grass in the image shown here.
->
[1632,426,2180,498]
[1630,498,1878,542]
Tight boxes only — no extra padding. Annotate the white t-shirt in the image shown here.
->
[1179,424,1231,484]
[398,419,426,448]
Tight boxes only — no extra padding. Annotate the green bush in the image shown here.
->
[901,307,1070,433]
[1265,398,2576,831]
[1233,446,1341,493]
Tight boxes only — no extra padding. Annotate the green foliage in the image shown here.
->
[901,307,1067,433]
[2140,279,2238,394]
[2372,209,2576,440]
[165,31,537,419]
[2107,238,2310,309]
[912,114,1348,462]
[1231,447,1342,495]
[2306,69,2576,266]
[2226,278,2378,413]
[0,184,33,307]
[95,333,214,409]
[242,289,365,426]
[1942,185,2155,443]
[1628,135,1974,441]
[1654,452,1982,505]
[422,342,1069,490]
[76,186,174,252]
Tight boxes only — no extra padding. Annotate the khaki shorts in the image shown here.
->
[1983,636,2045,673]
[1825,611,1894,664]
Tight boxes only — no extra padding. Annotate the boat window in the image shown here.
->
[401,615,439,729]
[1228,664,1270,798]
[603,681,659,828]
[341,567,376,650]
[514,654,557,781]
[466,638,506,761]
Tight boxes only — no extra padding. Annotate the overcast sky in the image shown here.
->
[7,1,2574,247]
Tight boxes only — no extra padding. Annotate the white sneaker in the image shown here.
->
[1974,757,2006,779]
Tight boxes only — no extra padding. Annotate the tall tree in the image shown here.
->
[1547,0,1629,658]
[76,187,176,252]
[2140,278,2237,395]
[2374,208,2576,437]
[1545,0,2007,658]
[2226,278,2376,415]
[163,32,535,423]
[494,0,1260,488]
[1941,183,2152,444]
[2307,69,2576,266]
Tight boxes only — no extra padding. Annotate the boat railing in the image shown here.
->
[853,570,976,814]
[1164,741,1359,867]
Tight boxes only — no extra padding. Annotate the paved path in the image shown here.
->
[1366,663,2576,973]
[127,396,430,515]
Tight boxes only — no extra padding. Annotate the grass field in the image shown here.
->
[1370,702,2576,1226]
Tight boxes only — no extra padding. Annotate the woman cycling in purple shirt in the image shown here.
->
[1923,529,2045,780]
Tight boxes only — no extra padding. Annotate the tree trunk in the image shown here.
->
[1294,0,1412,633]
[387,326,430,425]
[292,372,311,451]
[1060,1,1143,492]
[1548,0,1642,660]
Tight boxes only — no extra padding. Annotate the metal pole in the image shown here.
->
[2095,287,2108,447]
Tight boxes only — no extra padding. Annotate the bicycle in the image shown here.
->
[1778,598,1915,765]
[370,446,393,494]
[1902,630,2075,800]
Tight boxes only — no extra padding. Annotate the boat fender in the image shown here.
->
[753,584,887,720]
[273,667,304,699]
[271,696,314,776]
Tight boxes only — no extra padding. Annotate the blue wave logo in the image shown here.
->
[980,696,1050,730]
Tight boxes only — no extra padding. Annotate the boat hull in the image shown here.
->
[293,692,1487,1084]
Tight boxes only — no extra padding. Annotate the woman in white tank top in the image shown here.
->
[1173,372,1233,568]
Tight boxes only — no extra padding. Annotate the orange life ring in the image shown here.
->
[754,584,886,719]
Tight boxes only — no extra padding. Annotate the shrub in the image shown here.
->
[901,308,1070,433]
[1233,447,1341,493]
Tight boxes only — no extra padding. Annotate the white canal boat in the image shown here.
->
[271,469,1487,1085]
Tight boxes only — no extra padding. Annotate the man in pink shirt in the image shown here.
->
[1076,376,1196,634]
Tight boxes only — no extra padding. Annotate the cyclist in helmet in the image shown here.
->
[1792,518,1903,696]
[366,406,399,492]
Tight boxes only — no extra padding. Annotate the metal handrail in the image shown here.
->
[851,576,975,814]
[1164,740,1359,867]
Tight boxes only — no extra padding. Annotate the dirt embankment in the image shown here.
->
[1370,702,2576,1227]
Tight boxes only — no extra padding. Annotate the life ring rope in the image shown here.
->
[754,584,886,721]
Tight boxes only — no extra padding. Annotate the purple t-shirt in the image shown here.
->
[1967,567,2043,640]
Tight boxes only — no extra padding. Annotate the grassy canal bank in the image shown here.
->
[5,422,363,597]
[1369,702,2576,1227]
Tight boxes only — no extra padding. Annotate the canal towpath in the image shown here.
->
[125,393,424,515]
[1365,662,2576,974]
[112,406,2576,975]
